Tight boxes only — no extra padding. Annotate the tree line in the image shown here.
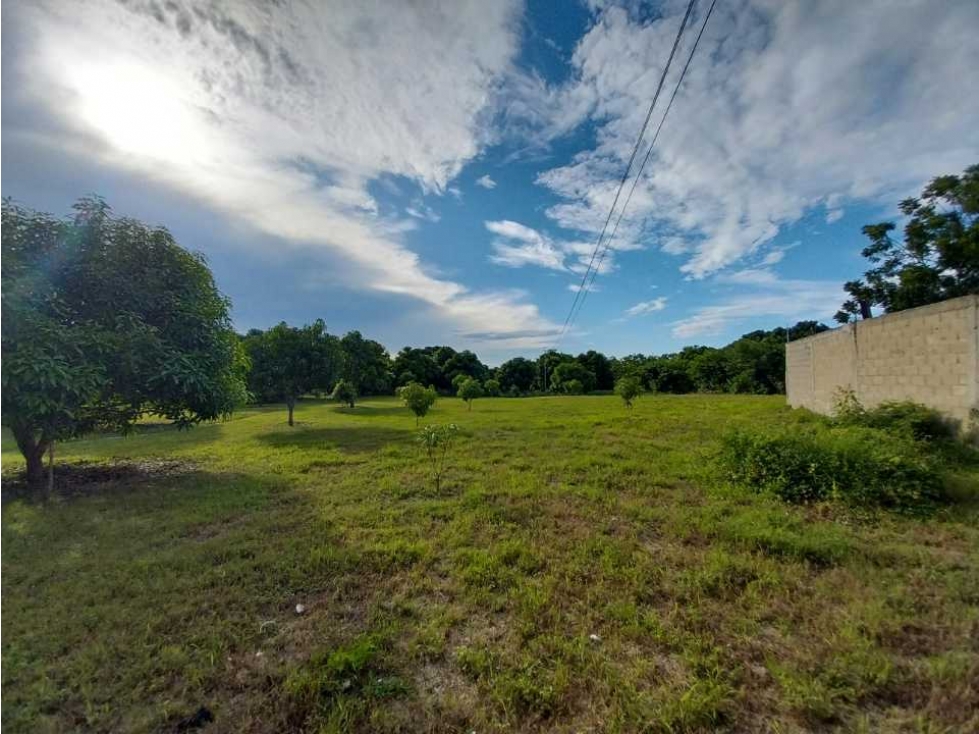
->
[3,165,976,492]
[239,318,832,418]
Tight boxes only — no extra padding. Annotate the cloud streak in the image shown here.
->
[8,0,560,350]
[518,0,979,279]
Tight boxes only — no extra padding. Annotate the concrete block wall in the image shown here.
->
[786,295,979,428]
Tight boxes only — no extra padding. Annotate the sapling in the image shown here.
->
[417,423,458,494]
[615,376,643,408]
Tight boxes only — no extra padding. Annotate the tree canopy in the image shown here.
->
[242,320,339,425]
[836,164,979,323]
[1,197,248,488]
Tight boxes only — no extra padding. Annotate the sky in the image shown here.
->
[3,0,978,364]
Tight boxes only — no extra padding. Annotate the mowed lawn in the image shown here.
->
[2,395,978,733]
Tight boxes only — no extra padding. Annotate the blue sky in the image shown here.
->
[3,0,978,364]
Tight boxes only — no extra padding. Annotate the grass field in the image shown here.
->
[2,395,978,733]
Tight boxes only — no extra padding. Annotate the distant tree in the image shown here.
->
[331,379,357,408]
[243,320,339,426]
[648,355,695,394]
[443,350,489,385]
[451,373,470,395]
[537,350,575,391]
[393,347,441,389]
[483,378,502,397]
[836,164,979,323]
[1,197,248,491]
[551,361,596,394]
[496,357,537,394]
[787,320,830,341]
[611,354,655,390]
[339,331,392,395]
[688,349,731,392]
[562,379,585,395]
[458,378,483,410]
[576,350,615,390]
[398,382,437,425]
[615,376,643,407]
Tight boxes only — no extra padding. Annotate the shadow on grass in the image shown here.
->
[257,426,413,453]
[333,404,411,418]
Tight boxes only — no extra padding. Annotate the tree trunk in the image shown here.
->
[287,398,296,426]
[48,441,55,496]
[13,425,49,494]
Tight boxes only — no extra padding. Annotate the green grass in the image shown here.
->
[2,395,978,733]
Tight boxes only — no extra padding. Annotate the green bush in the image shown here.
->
[833,388,954,442]
[849,401,953,442]
[719,424,944,512]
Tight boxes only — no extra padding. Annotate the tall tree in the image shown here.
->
[443,350,489,385]
[496,357,537,394]
[836,164,979,323]
[1,197,248,491]
[576,350,615,390]
[339,330,392,395]
[243,320,339,425]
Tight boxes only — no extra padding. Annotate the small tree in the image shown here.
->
[562,379,584,395]
[458,379,483,411]
[451,373,469,395]
[398,382,437,425]
[483,378,501,397]
[615,376,643,407]
[417,423,458,494]
[331,379,357,408]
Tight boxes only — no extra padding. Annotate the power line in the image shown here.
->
[575,0,718,309]
[558,0,698,342]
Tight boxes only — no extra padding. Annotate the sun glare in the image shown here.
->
[68,63,207,165]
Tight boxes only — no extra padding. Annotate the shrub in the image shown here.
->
[331,379,357,408]
[833,388,954,442]
[397,382,437,425]
[719,424,944,513]
[615,376,643,407]
[483,378,501,397]
[562,379,584,395]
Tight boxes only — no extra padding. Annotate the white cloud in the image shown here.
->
[11,0,561,349]
[672,273,843,338]
[826,209,844,224]
[475,174,497,189]
[405,202,441,223]
[519,0,979,279]
[625,297,667,317]
[485,219,614,277]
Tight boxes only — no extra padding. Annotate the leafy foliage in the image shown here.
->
[719,424,945,513]
[615,376,643,407]
[417,423,458,493]
[836,164,979,322]
[397,382,437,424]
[496,357,537,394]
[833,389,954,442]
[457,379,483,410]
[242,320,339,424]
[483,378,502,397]
[331,379,358,408]
[610,322,828,396]
[551,361,595,393]
[1,197,247,487]
[338,331,392,395]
